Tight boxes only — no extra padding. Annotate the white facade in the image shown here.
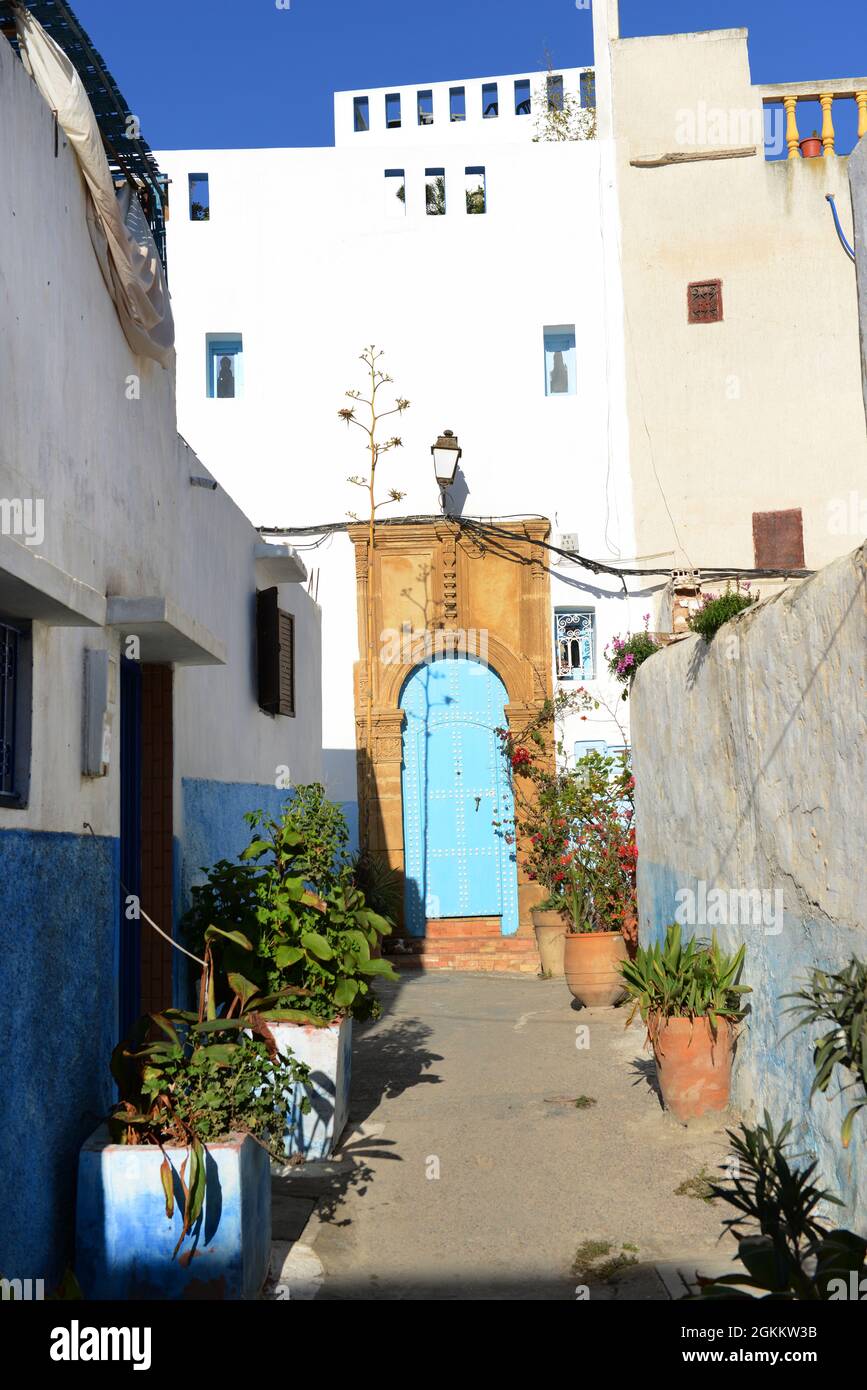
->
[158,62,641,814]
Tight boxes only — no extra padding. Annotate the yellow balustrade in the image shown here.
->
[784,95,800,160]
[858,92,867,140]
[819,93,835,154]
[770,88,867,159]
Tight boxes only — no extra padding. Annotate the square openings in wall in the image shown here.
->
[465,167,486,214]
[547,75,564,111]
[385,92,402,129]
[188,173,209,221]
[514,79,531,116]
[752,509,805,569]
[688,279,724,324]
[425,168,446,215]
[417,90,434,125]
[385,168,406,217]
[543,326,577,396]
[580,72,597,108]
[450,86,466,122]
[353,96,369,132]
[482,82,499,118]
[206,335,243,398]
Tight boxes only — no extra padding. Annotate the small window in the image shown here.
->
[188,173,209,221]
[425,168,446,216]
[465,166,486,215]
[555,611,594,681]
[384,168,406,217]
[547,75,564,111]
[543,326,577,396]
[257,589,295,718]
[449,86,466,122]
[482,83,498,118]
[206,335,243,399]
[353,96,370,132]
[580,71,596,109]
[688,280,724,324]
[515,79,531,116]
[752,509,805,569]
[385,92,402,129]
[417,89,434,126]
[0,618,31,806]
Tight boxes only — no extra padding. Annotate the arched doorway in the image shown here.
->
[400,656,518,938]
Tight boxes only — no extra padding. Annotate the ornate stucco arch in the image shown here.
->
[348,518,553,934]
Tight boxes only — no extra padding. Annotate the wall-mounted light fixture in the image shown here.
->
[431,429,462,493]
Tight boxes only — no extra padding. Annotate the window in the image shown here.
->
[465,166,486,214]
[425,168,446,216]
[547,74,564,111]
[449,86,466,122]
[206,335,243,399]
[384,168,406,217]
[543,325,577,396]
[688,280,724,324]
[482,82,498,118]
[580,71,596,109]
[417,89,434,125]
[257,589,295,717]
[188,173,209,221]
[752,509,805,569]
[0,618,31,805]
[385,92,402,129]
[514,79,531,116]
[556,611,594,681]
[353,96,369,132]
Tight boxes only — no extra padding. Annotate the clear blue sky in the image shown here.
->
[69,0,865,150]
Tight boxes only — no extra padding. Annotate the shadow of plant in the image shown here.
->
[629,1055,663,1109]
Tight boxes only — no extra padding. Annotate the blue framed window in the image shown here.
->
[547,74,565,111]
[425,168,446,216]
[206,335,243,399]
[0,618,31,805]
[580,72,597,109]
[465,166,486,214]
[515,79,531,116]
[482,83,499,118]
[544,325,577,396]
[188,172,209,221]
[450,86,466,122]
[385,92,401,129]
[417,89,434,125]
[353,96,369,132]
[556,609,594,681]
[385,168,406,217]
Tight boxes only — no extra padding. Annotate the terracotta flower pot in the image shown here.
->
[563,931,628,1008]
[799,135,822,158]
[651,1015,734,1123]
[531,909,567,978]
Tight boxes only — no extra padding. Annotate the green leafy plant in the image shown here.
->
[351,848,403,922]
[696,1113,865,1300]
[109,925,311,1259]
[784,958,867,1148]
[184,786,397,1024]
[606,615,661,697]
[619,924,750,1040]
[688,581,758,642]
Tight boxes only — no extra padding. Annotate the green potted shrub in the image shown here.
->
[619,924,750,1121]
[184,785,398,1158]
[76,926,310,1300]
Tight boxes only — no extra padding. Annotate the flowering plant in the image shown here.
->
[496,691,637,939]
[688,581,758,642]
[606,615,660,698]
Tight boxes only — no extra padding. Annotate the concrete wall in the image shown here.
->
[851,136,867,423]
[607,24,867,602]
[0,33,322,1283]
[631,544,867,1225]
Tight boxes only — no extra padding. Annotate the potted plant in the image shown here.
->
[497,694,637,999]
[800,130,823,158]
[619,924,750,1122]
[184,785,398,1159]
[76,926,310,1300]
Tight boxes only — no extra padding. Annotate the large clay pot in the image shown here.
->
[651,1016,734,1123]
[563,931,628,1008]
[531,910,567,978]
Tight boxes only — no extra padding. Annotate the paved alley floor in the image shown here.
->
[271,972,742,1301]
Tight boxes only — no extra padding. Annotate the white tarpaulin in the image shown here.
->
[13,4,174,368]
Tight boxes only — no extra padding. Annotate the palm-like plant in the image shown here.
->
[620,923,750,1041]
[784,958,867,1147]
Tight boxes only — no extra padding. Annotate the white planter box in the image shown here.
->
[271,1017,352,1160]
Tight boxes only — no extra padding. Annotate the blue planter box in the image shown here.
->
[272,1017,352,1160]
[75,1128,271,1300]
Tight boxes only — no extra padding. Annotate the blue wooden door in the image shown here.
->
[400,657,518,937]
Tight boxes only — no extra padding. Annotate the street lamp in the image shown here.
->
[431,429,462,492]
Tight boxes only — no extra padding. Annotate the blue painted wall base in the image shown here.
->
[271,1019,352,1160]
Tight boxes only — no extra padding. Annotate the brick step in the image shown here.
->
[389,936,538,954]
[393,953,540,974]
[426,918,502,939]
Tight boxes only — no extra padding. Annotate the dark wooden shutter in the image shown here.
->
[752,509,805,568]
[687,280,723,324]
[257,588,295,716]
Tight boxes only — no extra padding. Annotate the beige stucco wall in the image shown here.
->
[610,28,867,600]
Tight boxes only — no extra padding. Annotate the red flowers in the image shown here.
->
[511,746,532,770]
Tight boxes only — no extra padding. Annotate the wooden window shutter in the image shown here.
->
[257,588,295,716]
[687,279,723,324]
[752,509,805,569]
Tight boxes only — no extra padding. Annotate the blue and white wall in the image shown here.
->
[0,32,322,1285]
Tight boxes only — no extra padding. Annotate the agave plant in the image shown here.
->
[783,957,867,1148]
[619,923,750,1040]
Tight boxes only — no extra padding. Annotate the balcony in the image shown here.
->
[759,80,867,159]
